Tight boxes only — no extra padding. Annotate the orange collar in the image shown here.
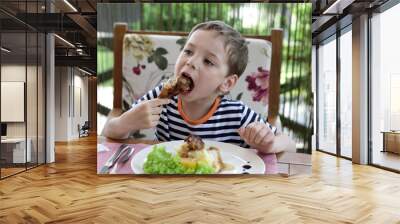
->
[178,97,221,125]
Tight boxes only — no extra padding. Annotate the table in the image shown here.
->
[276,151,312,176]
[1,138,32,164]
[97,137,311,176]
[381,131,400,154]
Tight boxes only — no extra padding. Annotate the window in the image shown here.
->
[0,1,47,179]
[339,28,352,158]
[317,36,337,154]
[370,3,400,171]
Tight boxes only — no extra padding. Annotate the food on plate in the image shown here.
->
[142,145,215,174]
[143,135,226,174]
[177,135,224,173]
[158,75,194,99]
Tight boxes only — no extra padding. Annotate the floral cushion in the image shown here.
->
[228,39,272,120]
[122,34,272,139]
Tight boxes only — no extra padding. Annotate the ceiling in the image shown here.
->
[0,0,97,74]
[311,0,390,44]
[0,0,396,74]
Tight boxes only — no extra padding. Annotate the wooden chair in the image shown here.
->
[104,23,283,138]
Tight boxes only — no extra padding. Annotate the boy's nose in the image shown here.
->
[186,59,197,70]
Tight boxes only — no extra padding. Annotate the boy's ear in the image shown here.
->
[219,74,238,93]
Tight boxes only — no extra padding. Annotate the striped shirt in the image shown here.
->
[133,84,277,148]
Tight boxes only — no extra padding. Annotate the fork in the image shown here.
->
[109,146,134,174]
[99,144,128,174]
[119,146,134,164]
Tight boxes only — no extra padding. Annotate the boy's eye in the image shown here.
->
[183,49,192,55]
[204,59,214,66]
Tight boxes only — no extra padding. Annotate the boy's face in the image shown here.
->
[174,30,232,102]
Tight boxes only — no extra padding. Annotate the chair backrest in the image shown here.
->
[112,23,283,137]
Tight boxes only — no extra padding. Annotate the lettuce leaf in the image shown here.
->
[143,145,215,174]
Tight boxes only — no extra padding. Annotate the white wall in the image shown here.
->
[54,67,89,141]
[1,64,46,164]
[1,65,26,138]
[1,82,25,122]
[1,65,26,81]
[55,67,69,141]
[73,72,89,137]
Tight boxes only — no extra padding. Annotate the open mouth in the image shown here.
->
[158,73,195,99]
[178,72,195,94]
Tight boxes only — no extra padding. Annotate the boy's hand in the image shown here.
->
[121,98,170,130]
[238,122,275,153]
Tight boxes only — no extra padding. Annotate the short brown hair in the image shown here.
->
[188,21,248,77]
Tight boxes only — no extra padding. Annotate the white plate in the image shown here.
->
[131,140,265,174]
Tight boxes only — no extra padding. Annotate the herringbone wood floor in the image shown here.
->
[1,135,399,224]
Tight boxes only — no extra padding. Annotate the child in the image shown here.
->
[103,21,295,154]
